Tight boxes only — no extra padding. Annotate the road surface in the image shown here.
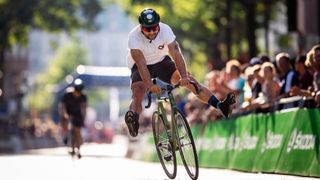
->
[0,136,317,180]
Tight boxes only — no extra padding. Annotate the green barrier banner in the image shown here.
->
[228,114,260,171]
[198,120,234,168]
[275,109,318,176]
[197,108,320,177]
[308,109,320,177]
[253,110,297,173]
[191,124,203,152]
[140,108,320,178]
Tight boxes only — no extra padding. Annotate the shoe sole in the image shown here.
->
[227,92,236,104]
[125,111,138,137]
[219,92,236,118]
[226,92,236,117]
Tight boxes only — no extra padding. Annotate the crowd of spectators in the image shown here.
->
[180,44,320,125]
[134,44,320,132]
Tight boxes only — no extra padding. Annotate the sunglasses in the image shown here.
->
[142,25,159,32]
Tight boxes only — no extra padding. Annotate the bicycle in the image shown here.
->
[145,79,200,180]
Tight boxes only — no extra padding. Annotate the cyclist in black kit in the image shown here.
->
[59,79,87,158]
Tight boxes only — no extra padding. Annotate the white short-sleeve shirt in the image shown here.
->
[127,22,176,69]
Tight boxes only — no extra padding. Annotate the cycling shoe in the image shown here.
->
[125,110,139,137]
[218,92,236,118]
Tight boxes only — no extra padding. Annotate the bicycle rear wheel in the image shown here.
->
[152,111,177,179]
[174,109,199,180]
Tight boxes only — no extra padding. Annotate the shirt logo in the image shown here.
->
[158,44,164,50]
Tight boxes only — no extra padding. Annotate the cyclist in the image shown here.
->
[59,78,87,158]
[125,8,235,137]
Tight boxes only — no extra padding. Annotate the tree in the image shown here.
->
[0,0,102,105]
[117,0,282,75]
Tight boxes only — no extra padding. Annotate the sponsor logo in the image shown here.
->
[158,44,164,50]
[287,128,316,153]
[199,136,228,151]
[261,131,283,153]
[228,132,258,152]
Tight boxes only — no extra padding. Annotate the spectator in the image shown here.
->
[294,55,313,90]
[251,64,263,99]
[259,54,271,63]
[275,52,299,97]
[243,66,255,102]
[240,66,254,112]
[274,52,299,109]
[311,45,320,93]
[250,57,262,66]
[241,62,279,113]
[290,45,320,107]
[260,62,280,102]
[184,93,208,125]
[205,70,224,100]
[219,59,246,111]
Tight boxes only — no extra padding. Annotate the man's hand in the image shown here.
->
[148,84,162,94]
[289,86,301,96]
[179,77,190,86]
[63,113,69,120]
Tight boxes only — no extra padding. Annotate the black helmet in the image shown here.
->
[138,8,160,27]
[73,78,84,92]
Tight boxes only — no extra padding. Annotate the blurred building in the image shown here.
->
[287,0,320,51]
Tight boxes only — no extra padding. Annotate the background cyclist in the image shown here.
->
[59,78,87,158]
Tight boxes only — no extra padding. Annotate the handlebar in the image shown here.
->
[145,80,200,108]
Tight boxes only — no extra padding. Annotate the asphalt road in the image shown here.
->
[0,137,317,180]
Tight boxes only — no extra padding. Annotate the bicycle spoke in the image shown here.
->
[152,112,177,179]
[175,110,199,180]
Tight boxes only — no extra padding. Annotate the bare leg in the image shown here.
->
[171,70,236,118]
[170,70,219,103]
[74,127,82,148]
[129,81,147,114]
[125,81,146,137]
[61,118,69,144]
[74,127,82,158]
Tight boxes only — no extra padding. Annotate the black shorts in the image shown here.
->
[71,117,84,127]
[131,55,177,84]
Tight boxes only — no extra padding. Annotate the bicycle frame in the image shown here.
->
[155,85,179,150]
[146,79,200,180]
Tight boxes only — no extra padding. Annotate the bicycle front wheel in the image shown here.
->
[152,111,177,179]
[174,109,199,180]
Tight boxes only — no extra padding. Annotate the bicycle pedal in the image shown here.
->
[164,154,173,161]
[175,146,179,151]
[157,142,163,148]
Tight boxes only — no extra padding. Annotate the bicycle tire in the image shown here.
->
[152,111,177,179]
[174,109,199,180]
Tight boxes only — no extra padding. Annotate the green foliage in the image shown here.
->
[277,34,293,49]
[86,88,110,111]
[0,0,103,105]
[0,0,102,49]
[28,41,89,110]
[117,0,282,75]
[189,51,208,83]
